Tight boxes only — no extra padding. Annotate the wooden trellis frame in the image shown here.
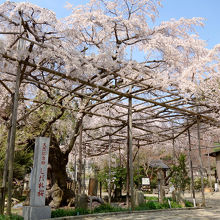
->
[0,20,218,211]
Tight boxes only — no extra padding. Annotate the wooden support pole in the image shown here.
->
[126,134,130,207]
[108,134,111,204]
[74,150,77,194]
[83,144,86,194]
[128,87,134,210]
[187,127,196,203]
[172,121,176,163]
[78,123,83,195]
[0,124,11,214]
[207,147,212,189]
[197,113,206,207]
[137,141,140,190]
[6,63,21,215]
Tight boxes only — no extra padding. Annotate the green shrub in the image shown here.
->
[51,208,89,218]
[170,154,190,192]
[146,201,157,209]
[170,201,182,208]
[184,200,193,207]
[93,204,126,213]
[163,197,182,208]
[52,198,190,218]
[51,205,127,218]
[194,177,209,190]
[135,202,151,211]
[145,196,158,201]
[0,215,23,220]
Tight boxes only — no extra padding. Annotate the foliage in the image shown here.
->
[149,177,158,190]
[0,125,33,182]
[52,198,192,218]
[51,205,126,218]
[0,215,23,220]
[170,154,190,192]
[184,200,194,207]
[194,177,209,190]
[135,199,181,210]
[97,166,127,190]
[92,204,126,213]
[133,166,146,188]
[13,150,33,180]
[145,196,158,201]
[51,208,89,218]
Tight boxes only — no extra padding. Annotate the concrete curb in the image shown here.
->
[44,207,211,220]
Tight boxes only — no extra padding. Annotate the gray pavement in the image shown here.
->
[82,209,220,220]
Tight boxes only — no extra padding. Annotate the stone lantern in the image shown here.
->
[149,160,169,202]
[207,149,220,183]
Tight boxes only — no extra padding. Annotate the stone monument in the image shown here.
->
[23,137,51,220]
[88,178,98,196]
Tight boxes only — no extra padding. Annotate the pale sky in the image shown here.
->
[1,0,219,48]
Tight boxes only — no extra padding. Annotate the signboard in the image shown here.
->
[142,178,150,185]
[30,137,50,206]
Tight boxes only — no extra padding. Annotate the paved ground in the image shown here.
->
[82,208,220,220]
[80,192,220,220]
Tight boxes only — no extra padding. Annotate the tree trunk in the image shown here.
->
[46,138,74,207]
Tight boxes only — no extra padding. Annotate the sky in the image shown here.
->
[1,0,220,49]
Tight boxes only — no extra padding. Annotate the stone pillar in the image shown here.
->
[134,190,145,207]
[23,137,51,220]
[158,170,165,203]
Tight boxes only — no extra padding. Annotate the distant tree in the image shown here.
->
[170,154,190,193]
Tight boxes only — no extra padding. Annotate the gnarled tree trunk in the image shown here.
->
[46,135,74,207]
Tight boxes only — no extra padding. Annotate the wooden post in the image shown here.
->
[126,137,130,206]
[187,127,196,203]
[99,181,102,198]
[78,123,83,195]
[128,88,134,210]
[172,122,176,163]
[108,134,111,204]
[197,112,205,206]
[0,124,11,214]
[119,144,122,167]
[207,146,212,189]
[137,141,140,190]
[7,63,22,215]
[83,144,86,194]
[74,150,77,194]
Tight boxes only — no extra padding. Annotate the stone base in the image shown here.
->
[23,206,51,220]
